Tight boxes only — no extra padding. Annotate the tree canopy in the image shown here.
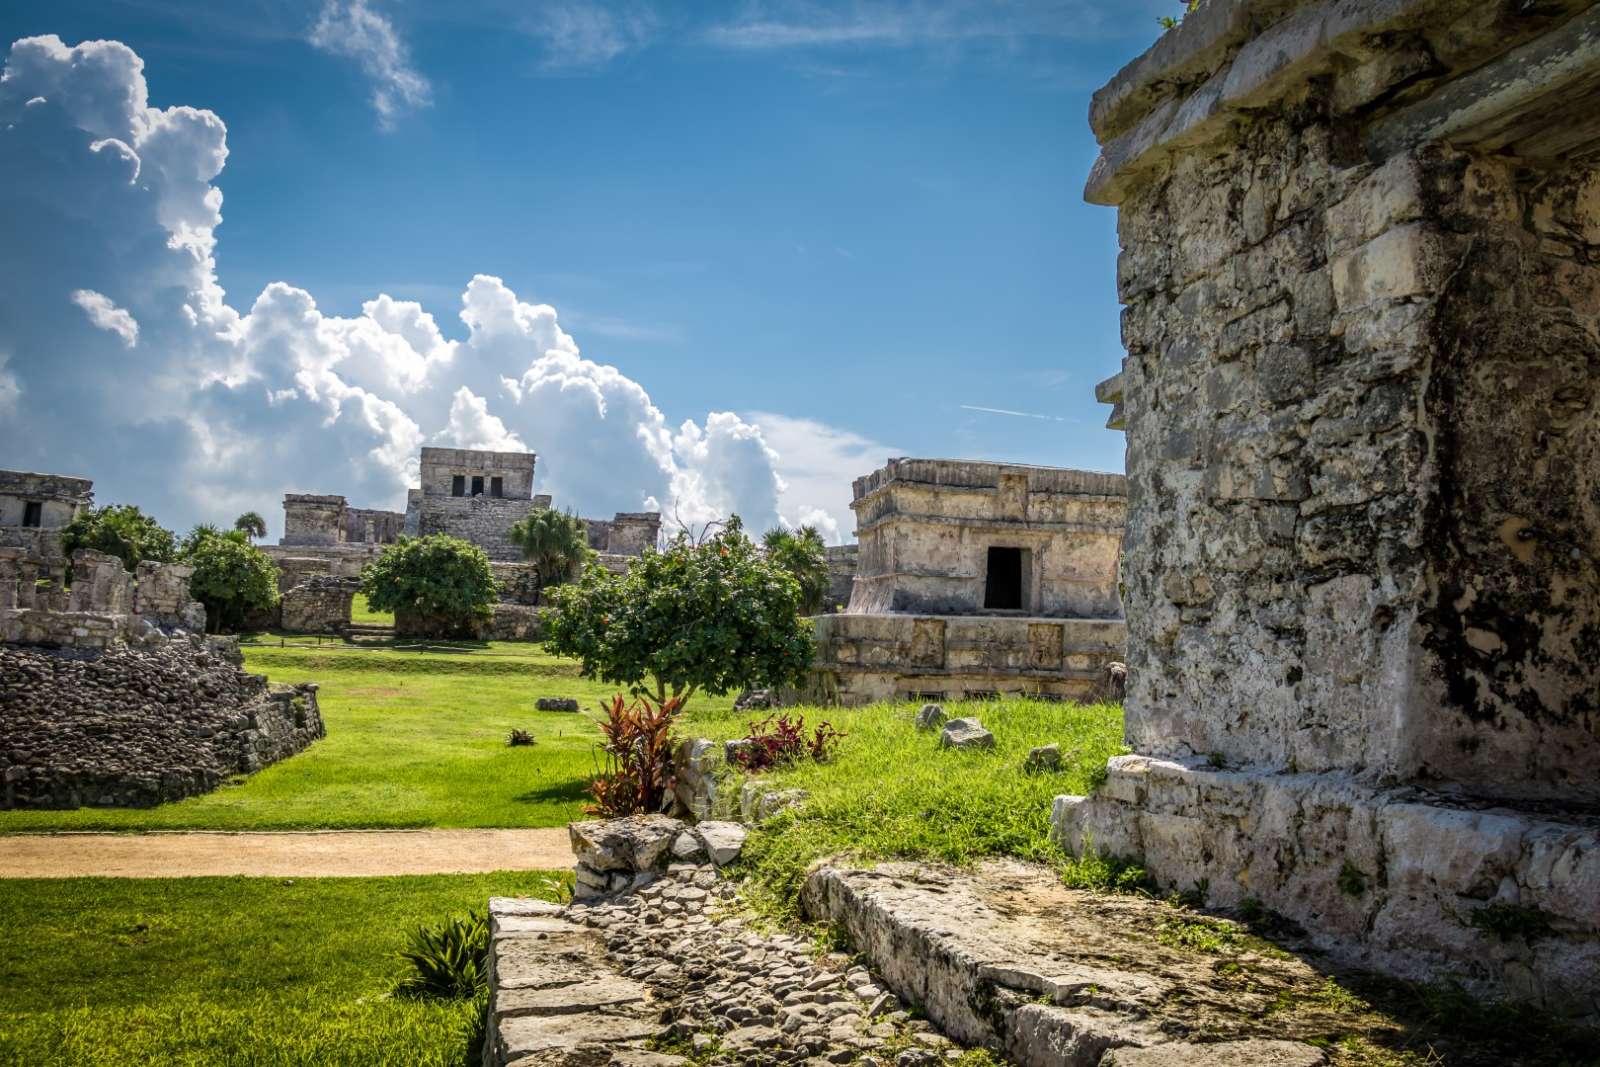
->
[545,516,815,709]
[233,511,268,540]
[507,508,593,598]
[181,526,279,633]
[361,535,498,624]
[762,525,830,615]
[61,504,177,571]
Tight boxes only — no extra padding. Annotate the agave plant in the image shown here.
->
[396,911,489,999]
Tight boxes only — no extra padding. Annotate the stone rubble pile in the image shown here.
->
[535,697,580,712]
[0,637,323,808]
[570,815,749,900]
[486,863,969,1067]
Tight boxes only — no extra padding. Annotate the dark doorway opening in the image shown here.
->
[22,501,42,528]
[984,546,1024,610]
[451,475,466,497]
[471,475,485,497]
[490,476,504,498]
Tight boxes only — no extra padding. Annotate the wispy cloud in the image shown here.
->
[515,1,660,73]
[309,0,432,128]
[960,403,1073,423]
[704,0,1114,53]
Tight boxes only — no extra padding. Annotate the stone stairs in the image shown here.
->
[341,622,396,642]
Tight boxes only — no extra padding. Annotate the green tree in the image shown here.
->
[233,511,268,540]
[762,525,830,616]
[546,516,815,709]
[361,535,498,635]
[507,508,594,601]
[181,527,279,633]
[61,504,177,571]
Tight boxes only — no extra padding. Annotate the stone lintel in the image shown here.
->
[852,513,1127,537]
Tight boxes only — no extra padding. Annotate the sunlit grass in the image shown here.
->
[0,871,567,1066]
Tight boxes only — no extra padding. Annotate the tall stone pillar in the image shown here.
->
[1059,0,1599,1014]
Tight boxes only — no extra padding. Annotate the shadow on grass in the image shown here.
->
[512,778,591,805]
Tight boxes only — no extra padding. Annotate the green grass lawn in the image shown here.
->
[0,871,566,1066]
[0,639,737,833]
[685,698,1127,914]
[349,593,394,626]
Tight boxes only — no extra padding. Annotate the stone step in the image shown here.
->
[801,860,1334,1067]
[483,897,679,1067]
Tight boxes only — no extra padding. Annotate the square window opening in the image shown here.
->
[984,546,1024,610]
[451,475,466,497]
[490,476,504,499]
[471,476,485,497]
[22,501,42,528]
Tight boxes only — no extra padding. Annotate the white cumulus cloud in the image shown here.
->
[0,34,865,544]
[70,289,139,347]
[309,0,432,128]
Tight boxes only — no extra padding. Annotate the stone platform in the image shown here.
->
[1053,758,1600,1017]
[802,860,1336,1067]
[810,612,1126,705]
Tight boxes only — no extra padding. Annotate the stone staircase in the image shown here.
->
[341,622,396,642]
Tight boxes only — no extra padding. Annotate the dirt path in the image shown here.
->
[0,828,574,878]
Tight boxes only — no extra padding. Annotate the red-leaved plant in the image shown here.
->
[731,713,845,772]
[586,694,683,817]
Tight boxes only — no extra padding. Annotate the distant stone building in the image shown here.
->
[811,458,1127,704]
[0,469,93,560]
[263,445,661,634]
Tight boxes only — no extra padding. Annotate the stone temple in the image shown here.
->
[0,468,93,561]
[1055,0,1599,1015]
[810,458,1128,704]
[266,445,659,577]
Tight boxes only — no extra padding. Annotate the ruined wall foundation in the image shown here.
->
[1057,0,1600,1016]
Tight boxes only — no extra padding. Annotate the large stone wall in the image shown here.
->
[1059,0,1600,1013]
[1,548,206,648]
[849,459,1127,618]
[0,637,323,809]
[281,494,347,547]
[823,543,858,612]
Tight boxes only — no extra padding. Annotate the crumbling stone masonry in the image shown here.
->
[0,468,92,560]
[812,458,1128,704]
[280,576,359,635]
[823,543,858,612]
[1057,0,1600,1015]
[1,545,322,808]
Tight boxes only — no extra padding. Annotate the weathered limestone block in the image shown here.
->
[279,576,356,635]
[1081,0,1600,1013]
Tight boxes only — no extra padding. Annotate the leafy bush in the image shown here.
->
[546,515,814,709]
[762,525,830,615]
[587,694,681,818]
[396,911,489,999]
[361,535,497,631]
[732,712,844,772]
[508,508,594,600]
[506,728,535,747]
[61,504,176,571]
[181,527,280,633]
[1159,0,1201,28]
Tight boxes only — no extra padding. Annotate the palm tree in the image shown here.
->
[762,525,830,615]
[508,508,594,601]
[233,511,268,541]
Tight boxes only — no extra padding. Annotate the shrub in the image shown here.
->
[61,504,176,571]
[396,911,489,999]
[181,527,280,633]
[507,729,535,747]
[1159,0,1200,28]
[362,535,497,635]
[731,713,844,772]
[587,694,681,818]
[546,515,814,710]
[762,525,830,615]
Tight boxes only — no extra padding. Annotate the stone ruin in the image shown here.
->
[822,543,858,613]
[0,467,92,561]
[0,532,323,808]
[810,458,1129,704]
[1056,0,1599,1016]
[262,445,662,637]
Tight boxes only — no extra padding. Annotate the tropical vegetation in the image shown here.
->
[362,535,498,635]
[60,503,176,571]
[507,507,593,601]
[762,524,830,615]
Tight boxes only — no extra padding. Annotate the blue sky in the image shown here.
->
[0,1,1167,541]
